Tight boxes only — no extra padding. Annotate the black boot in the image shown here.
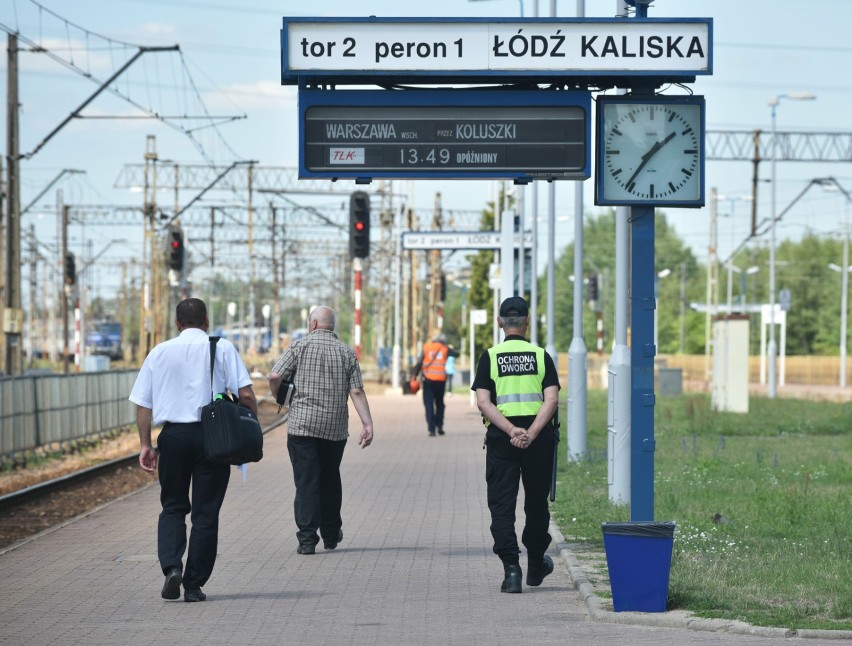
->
[526,554,554,587]
[500,563,522,593]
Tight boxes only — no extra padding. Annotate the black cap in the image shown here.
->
[499,296,529,318]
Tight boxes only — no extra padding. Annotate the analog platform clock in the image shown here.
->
[595,96,705,207]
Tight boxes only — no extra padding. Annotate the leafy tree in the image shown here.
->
[543,209,702,354]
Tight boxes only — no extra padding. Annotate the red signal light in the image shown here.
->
[354,222,365,232]
[171,240,181,249]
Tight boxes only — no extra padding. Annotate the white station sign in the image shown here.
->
[402,231,534,250]
[282,18,712,77]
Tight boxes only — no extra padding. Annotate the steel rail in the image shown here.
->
[0,413,287,513]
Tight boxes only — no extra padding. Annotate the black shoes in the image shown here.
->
[500,564,522,593]
[297,544,316,555]
[526,555,554,587]
[428,431,436,437]
[184,588,206,602]
[161,566,182,600]
[437,427,445,435]
[161,566,207,602]
[499,556,553,593]
[324,529,343,550]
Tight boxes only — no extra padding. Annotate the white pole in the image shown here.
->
[493,182,500,347]
[469,311,476,408]
[841,203,849,387]
[545,0,557,367]
[567,0,588,462]
[518,184,525,300]
[531,185,539,345]
[608,0,631,506]
[654,276,659,349]
[501,185,515,308]
[391,196,402,391]
[768,98,779,399]
[546,182,557,365]
[530,0,539,346]
[767,92,816,394]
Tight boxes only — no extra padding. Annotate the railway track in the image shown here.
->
[0,407,287,543]
[0,452,143,512]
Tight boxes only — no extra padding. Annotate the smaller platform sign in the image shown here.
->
[402,231,533,250]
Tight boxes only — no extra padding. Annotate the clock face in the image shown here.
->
[599,100,703,205]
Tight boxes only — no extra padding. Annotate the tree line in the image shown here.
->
[451,204,849,363]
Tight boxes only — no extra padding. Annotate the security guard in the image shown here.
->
[471,296,560,593]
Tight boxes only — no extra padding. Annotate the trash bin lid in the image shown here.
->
[601,521,676,538]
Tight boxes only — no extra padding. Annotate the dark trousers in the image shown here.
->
[485,430,554,566]
[421,378,446,433]
[287,435,347,546]
[157,422,230,590]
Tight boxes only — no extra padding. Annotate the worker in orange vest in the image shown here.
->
[413,332,459,436]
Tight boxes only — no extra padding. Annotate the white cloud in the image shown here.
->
[203,80,297,111]
[140,22,176,37]
[13,37,114,75]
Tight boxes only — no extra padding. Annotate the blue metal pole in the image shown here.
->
[630,205,655,521]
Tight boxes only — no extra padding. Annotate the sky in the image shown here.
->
[2,0,851,305]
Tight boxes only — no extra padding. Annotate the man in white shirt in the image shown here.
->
[129,298,256,603]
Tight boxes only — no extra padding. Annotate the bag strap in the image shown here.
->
[284,339,301,379]
[421,342,446,373]
[208,336,220,403]
[276,342,301,414]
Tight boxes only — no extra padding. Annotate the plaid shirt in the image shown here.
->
[270,329,363,441]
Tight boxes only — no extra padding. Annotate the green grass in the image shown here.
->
[552,392,852,631]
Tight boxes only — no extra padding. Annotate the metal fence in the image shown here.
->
[0,370,138,457]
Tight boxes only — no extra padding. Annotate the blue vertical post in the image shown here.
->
[630,205,655,521]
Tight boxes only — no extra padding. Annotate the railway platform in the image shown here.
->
[0,393,841,645]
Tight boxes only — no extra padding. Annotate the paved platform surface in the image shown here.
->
[0,393,845,645]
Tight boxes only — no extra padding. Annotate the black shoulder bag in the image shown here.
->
[200,336,263,465]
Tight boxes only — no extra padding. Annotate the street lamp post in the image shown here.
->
[828,260,851,387]
[731,265,759,313]
[819,179,852,388]
[768,92,816,398]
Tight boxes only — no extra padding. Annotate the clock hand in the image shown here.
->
[625,131,677,187]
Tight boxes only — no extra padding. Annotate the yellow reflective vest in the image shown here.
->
[487,339,545,419]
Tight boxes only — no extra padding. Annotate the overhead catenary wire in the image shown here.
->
[2,0,247,167]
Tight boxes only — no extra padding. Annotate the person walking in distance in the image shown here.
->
[472,297,560,593]
[268,306,374,555]
[130,298,257,602]
[413,332,459,436]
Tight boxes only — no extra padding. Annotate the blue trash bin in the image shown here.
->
[602,521,676,612]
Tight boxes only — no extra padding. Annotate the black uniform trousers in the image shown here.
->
[421,378,446,433]
[157,422,230,591]
[287,435,347,547]
[485,428,554,566]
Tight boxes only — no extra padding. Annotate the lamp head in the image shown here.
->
[770,92,817,107]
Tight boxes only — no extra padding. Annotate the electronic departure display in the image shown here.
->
[298,90,591,181]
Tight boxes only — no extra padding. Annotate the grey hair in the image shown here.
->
[500,315,527,329]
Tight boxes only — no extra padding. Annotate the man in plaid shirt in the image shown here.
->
[268,306,374,554]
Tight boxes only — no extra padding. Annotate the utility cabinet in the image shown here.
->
[712,315,749,413]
